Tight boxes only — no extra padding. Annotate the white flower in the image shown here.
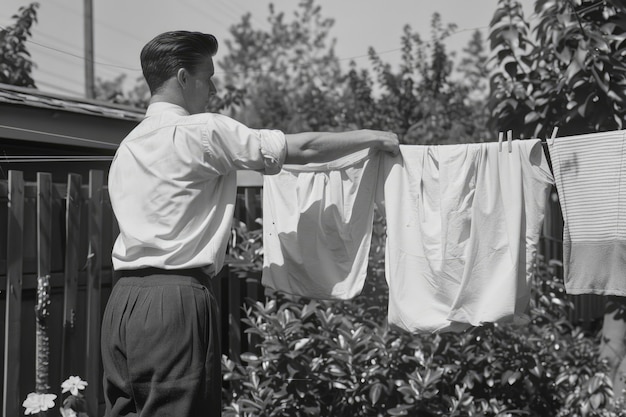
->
[22,392,56,415]
[60,406,78,417]
[61,376,88,396]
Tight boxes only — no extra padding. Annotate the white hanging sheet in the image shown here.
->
[262,149,380,299]
[377,140,553,333]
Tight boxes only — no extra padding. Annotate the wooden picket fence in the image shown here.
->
[0,170,264,417]
[0,170,606,417]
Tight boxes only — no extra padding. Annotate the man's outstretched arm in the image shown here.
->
[284,129,399,165]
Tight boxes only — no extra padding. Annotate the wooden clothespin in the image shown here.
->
[548,126,559,146]
[507,130,513,153]
[498,131,504,152]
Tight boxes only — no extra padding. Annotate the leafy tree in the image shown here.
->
[489,0,626,138]
[95,74,150,108]
[219,0,344,131]
[489,0,626,399]
[0,2,39,87]
[341,14,493,144]
[459,30,490,99]
[94,73,243,112]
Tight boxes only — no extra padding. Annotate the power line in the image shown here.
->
[208,0,242,23]
[0,24,142,72]
[41,0,146,45]
[34,79,84,96]
[19,20,138,77]
[2,3,590,84]
[35,67,85,85]
[32,28,140,69]
[32,28,83,55]
[1,15,497,73]
[214,0,267,29]
[179,1,232,31]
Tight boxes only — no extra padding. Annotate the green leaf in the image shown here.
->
[332,381,348,390]
[240,399,263,410]
[524,111,540,124]
[293,338,311,351]
[328,364,345,377]
[588,374,603,393]
[250,372,260,389]
[506,370,522,385]
[387,405,411,416]
[369,382,383,405]
[502,28,520,49]
[589,392,604,409]
[557,47,572,64]
[241,352,260,363]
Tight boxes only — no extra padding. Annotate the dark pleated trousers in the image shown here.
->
[101,268,221,417]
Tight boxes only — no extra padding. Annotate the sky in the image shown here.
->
[2,0,534,99]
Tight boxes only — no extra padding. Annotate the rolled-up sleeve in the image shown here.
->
[255,128,287,175]
[201,114,287,175]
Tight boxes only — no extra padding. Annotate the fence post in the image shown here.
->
[3,171,24,417]
[228,266,242,360]
[36,173,53,397]
[61,174,82,379]
[85,170,103,416]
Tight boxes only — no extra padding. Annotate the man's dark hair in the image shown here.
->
[140,31,218,94]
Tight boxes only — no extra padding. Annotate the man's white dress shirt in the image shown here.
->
[108,102,286,274]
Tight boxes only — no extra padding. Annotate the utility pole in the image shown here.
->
[84,0,95,99]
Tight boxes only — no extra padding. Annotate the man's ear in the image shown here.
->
[176,68,187,88]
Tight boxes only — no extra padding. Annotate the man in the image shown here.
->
[101,30,399,417]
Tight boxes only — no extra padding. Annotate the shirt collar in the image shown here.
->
[145,102,190,117]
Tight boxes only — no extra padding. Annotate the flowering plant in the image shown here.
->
[22,376,88,416]
[60,376,88,417]
[22,392,56,415]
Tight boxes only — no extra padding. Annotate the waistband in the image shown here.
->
[114,267,211,287]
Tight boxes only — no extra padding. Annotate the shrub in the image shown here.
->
[223,216,620,416]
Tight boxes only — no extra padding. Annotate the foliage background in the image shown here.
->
[489,0,626,138]
[0,2,39,87]
[218,0,626,415]
[223,211,618,416]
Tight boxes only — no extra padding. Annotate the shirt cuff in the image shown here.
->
[257,129,287,175]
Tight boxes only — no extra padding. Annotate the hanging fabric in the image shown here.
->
[262,139,553,333]
[262,149,380,299]
[548,129,626,295]
[377,140,553,333]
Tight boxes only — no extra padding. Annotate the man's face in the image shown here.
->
[183,55,217,114]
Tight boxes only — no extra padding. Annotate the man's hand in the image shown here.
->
[368,130,400,155]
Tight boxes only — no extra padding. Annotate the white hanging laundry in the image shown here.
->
[262,149,380,299]
[548,130,626,295]
[377,140,554,333]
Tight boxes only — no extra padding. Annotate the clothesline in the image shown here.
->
[263,139,554,333]
[1,157,113,163]
[0,124,119,149]
[0,123,564,158]
[263,130,625,333]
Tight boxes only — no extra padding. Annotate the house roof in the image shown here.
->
[0,83,145,121]
[0,83,145,151]
[0,83,265,186]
